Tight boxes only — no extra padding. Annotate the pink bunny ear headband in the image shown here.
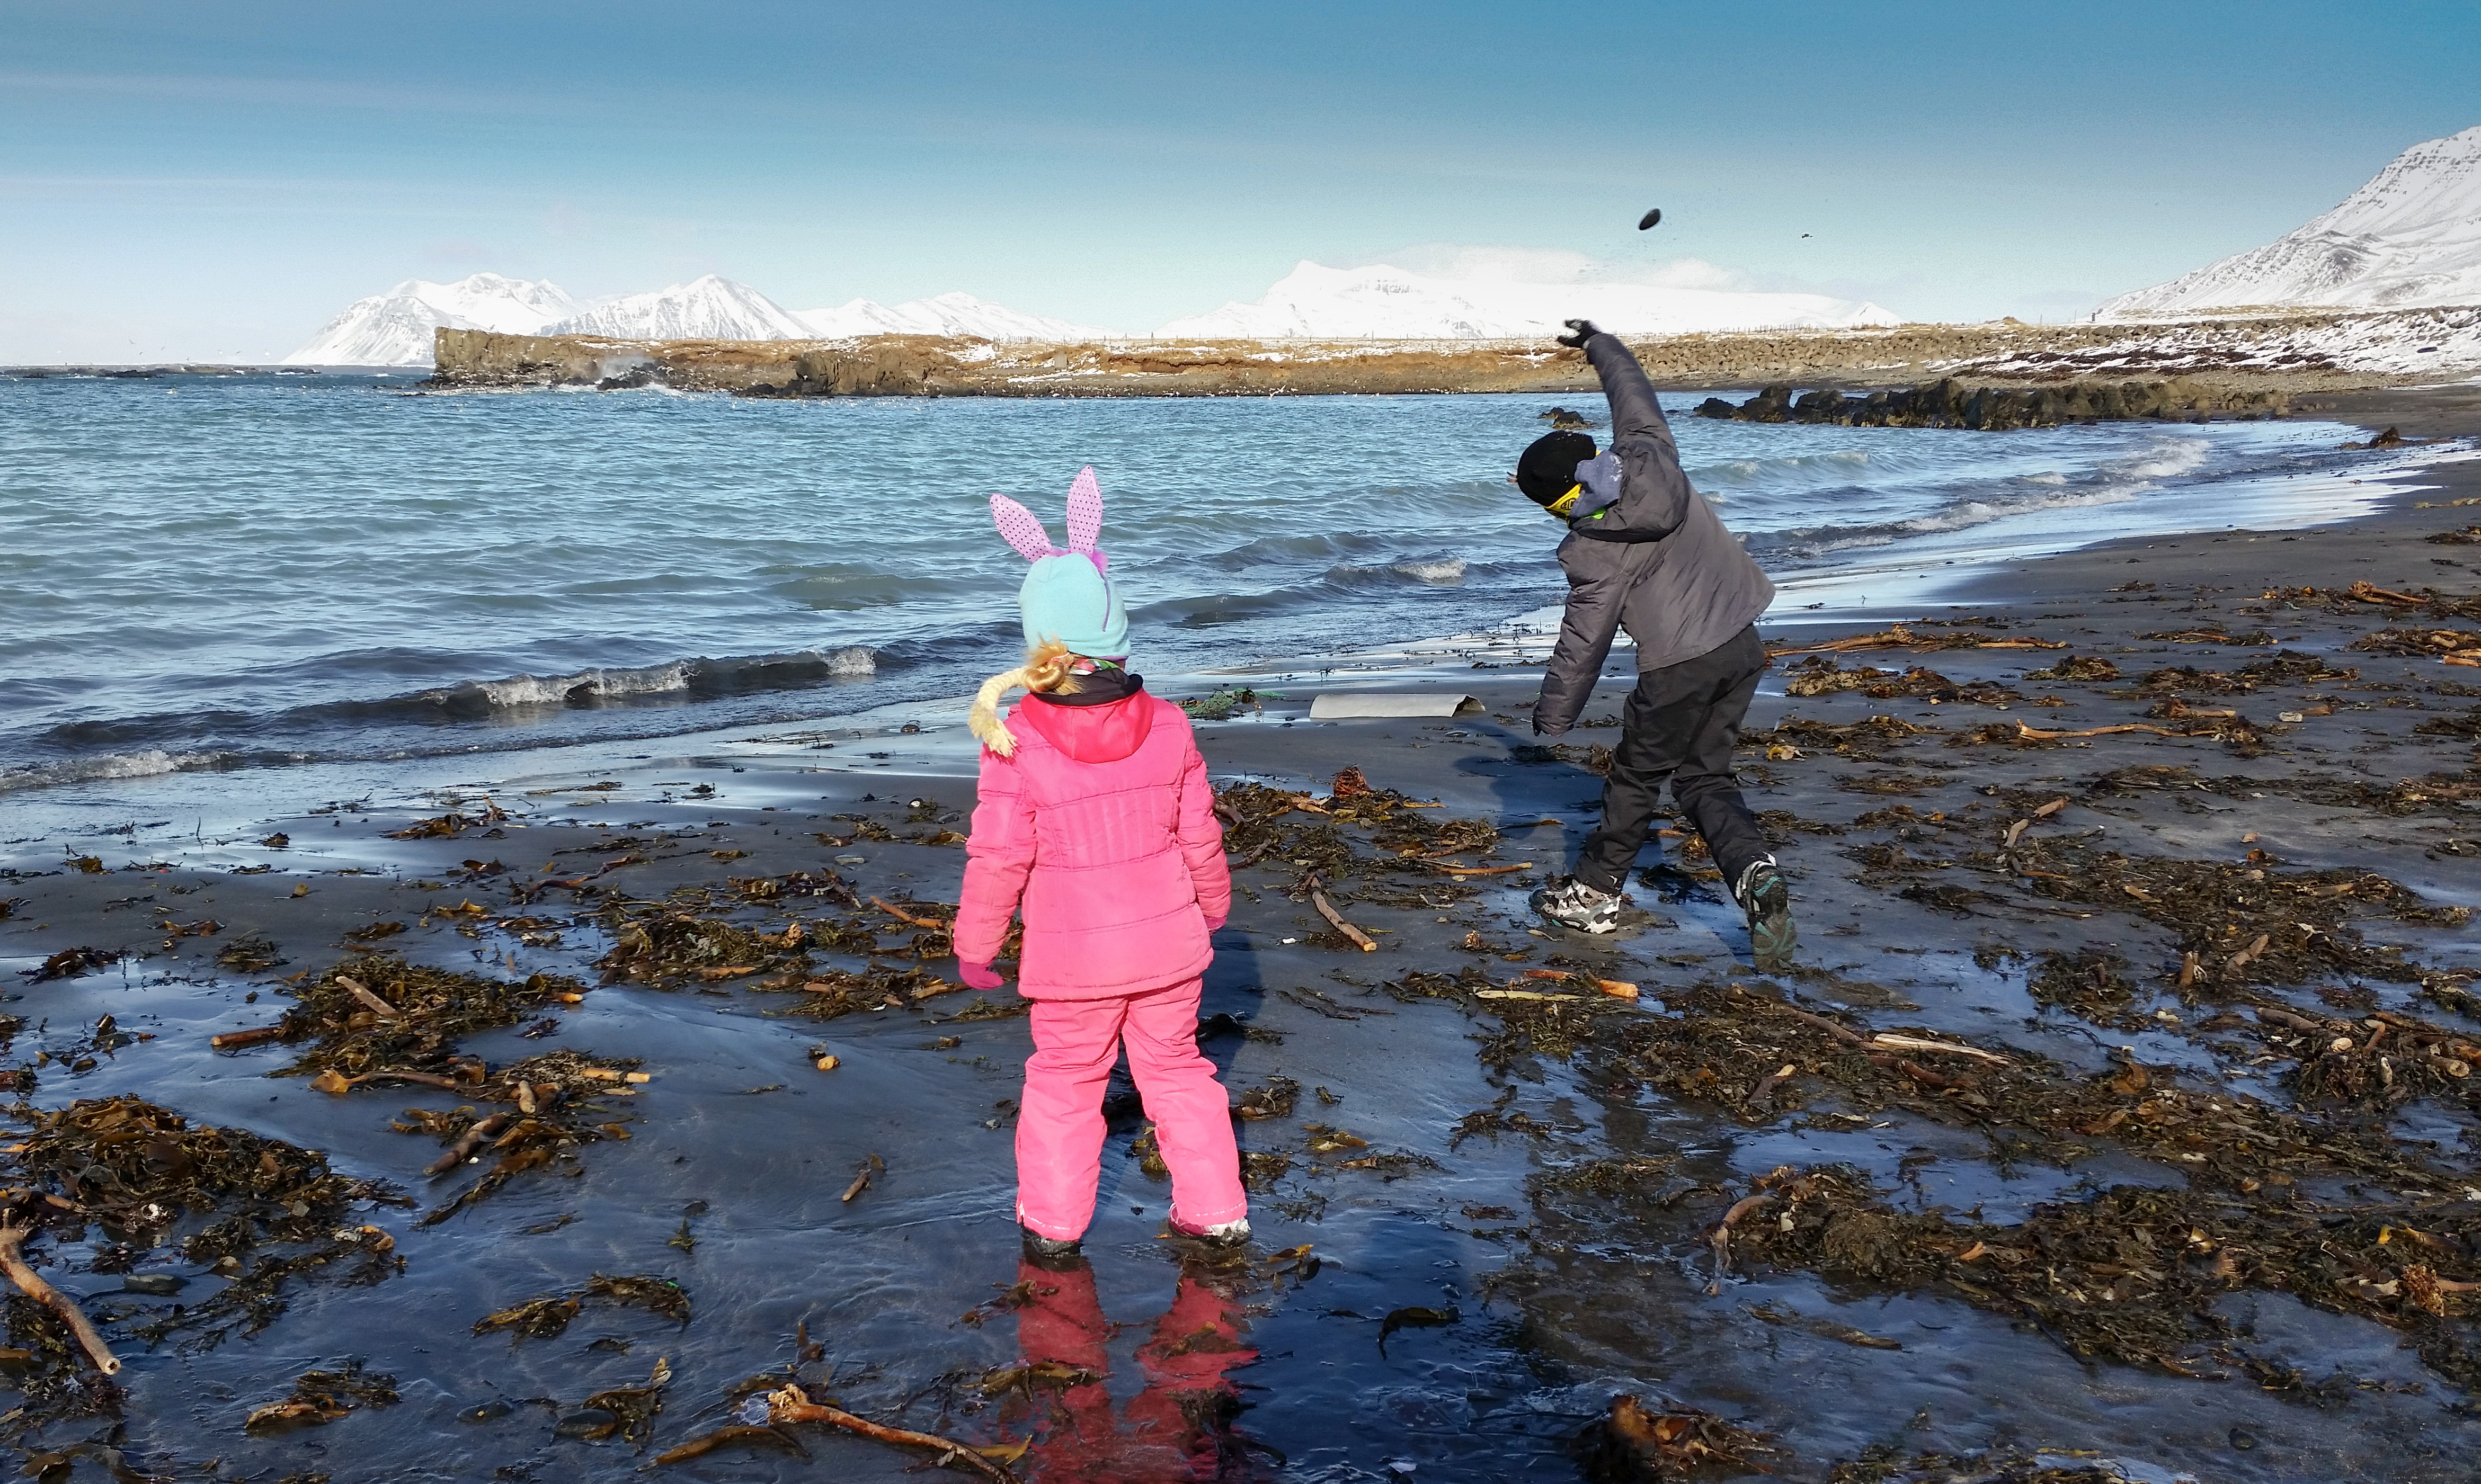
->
[990,465,1109,575]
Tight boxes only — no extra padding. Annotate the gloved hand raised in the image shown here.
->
[1555,318,1602,348]
[957,959,1005,991]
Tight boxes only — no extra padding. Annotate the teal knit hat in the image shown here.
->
[990,467,1129,658]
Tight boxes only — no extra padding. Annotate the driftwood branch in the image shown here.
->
[1769,1002,1869,1047]
[0,1223,119,1375]
[209,1024,287,1050]
[2013,721,2186,742]
[767,1384,1018,1481]
[1707,1193,1774,1295]
[1303,874,1376,952]
[655,1423,810,1464]
[335,974,401,1020]
[1519,968,1639,999]
[1868,1032,2010,1065]
[1749,1062,1799,1106]
[426,1113,511,1176]
[869,896,953,931]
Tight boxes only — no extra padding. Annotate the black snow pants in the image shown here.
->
[1573,623,1769,896]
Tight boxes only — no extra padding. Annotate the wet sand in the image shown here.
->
[2,392,2478,1481]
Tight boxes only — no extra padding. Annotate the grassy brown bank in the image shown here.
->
[426,305,2479,399]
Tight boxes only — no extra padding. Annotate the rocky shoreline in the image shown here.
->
[416,303,2481,401]
[1695,376,2291,430]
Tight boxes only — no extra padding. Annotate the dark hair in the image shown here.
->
[1516,431,1597,506]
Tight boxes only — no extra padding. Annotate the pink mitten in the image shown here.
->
[958,959,1004,991]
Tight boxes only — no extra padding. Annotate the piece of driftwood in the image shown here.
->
[210,1025,287,1049]
[1707,1193,1774,1294]
[764,1384,1019,1481]
[425,1113,511,1176]
[335,974,401,1020]
[1519,968,1639,999]
[1868,1032,2010,1065]
[869,897,951,930]
[0,1223,119,1375]
[1303,874,1376,952]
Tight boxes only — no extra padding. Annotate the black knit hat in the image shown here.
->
[1516,431,1597,506]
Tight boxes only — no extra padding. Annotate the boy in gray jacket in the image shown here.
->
[1521,319,1793,969]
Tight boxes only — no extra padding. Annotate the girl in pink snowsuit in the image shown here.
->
[953,468,1249,1259]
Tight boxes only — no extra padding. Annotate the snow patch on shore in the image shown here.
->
[1157,260,1900,339]
[1967,303,2481,378]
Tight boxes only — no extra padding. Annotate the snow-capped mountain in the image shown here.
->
[282,273,577,365]
[2101,125,2481,317]
[795,291,1117,341]
[544,275,812,341]
[1154,260,1899,339]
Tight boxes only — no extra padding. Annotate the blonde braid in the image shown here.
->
[967,639,1082,756]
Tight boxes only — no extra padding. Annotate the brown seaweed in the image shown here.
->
[475,1273,689,1342]
[243,1359,398,1433]
[1571,1392,1786,1481]
[597,914,810,988]
[269,956,582,1079]
[1723,1165,2481,1389]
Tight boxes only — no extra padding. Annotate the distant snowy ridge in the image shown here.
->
[545,274,813,341]
[1154,260,1900,339]
[796,292,1117,341]
[282,273,576,365]
[2102,126,2481,317]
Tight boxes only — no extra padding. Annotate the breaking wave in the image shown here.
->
[415,647,877,716]
[0,748,246,797]
[1,646,890,794]
[1747,435,2217,559]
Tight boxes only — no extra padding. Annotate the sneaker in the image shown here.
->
[1020,1226,1084,1266]
[1532,875,1622,935]
[1734,857,1797,971]
[1168,1216,1251,1249]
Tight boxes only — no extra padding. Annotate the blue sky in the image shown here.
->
[4,0,2476,360]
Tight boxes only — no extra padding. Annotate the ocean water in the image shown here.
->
[0,370,2402,797]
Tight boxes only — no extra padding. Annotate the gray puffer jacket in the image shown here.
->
[1533,333,1775,735]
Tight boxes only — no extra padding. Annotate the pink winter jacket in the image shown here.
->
[954,690,1230,1000]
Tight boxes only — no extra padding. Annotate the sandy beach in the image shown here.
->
[1,389,2477,1481]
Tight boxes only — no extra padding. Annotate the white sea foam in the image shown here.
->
[1391,558,1468,584]
[2103,436,2212,481]
[0,749,236,795]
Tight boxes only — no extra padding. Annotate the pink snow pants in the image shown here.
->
[1016,977,1248,1241]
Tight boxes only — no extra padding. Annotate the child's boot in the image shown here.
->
[1168,1215,1251,1249]
[1021,1226,1084,1268]
[1735,856,1796,971]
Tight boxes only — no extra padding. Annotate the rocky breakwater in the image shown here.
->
[1694,376,2291,431]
